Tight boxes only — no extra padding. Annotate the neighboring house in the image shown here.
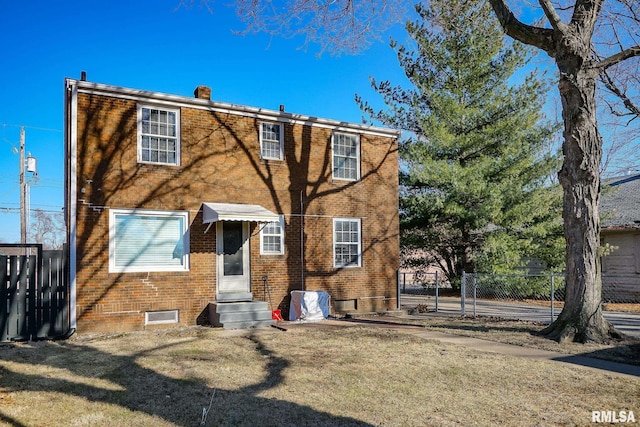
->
[600,174,640,302]
[64,78,400,333]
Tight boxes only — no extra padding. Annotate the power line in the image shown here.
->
[0,202,62,208]
[32,177,64,183]
[0,207,62,214]
[30,184,64,190]
[0,185,19,199]
[0,123,63,133]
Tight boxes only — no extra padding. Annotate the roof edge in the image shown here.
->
[65,78,401,138]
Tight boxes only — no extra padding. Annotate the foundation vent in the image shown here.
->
[145,310,179,325]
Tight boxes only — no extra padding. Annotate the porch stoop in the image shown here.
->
[209,300,276,329]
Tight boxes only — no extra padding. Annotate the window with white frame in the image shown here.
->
[333,218,361,267]
[260,215,285,255]
[138,105,180,165]
[332,132,360,181]
[109,209,189,273]
[260,122,284,160]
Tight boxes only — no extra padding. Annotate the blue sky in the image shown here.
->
[2,1,636,244]
[0,0,410,243]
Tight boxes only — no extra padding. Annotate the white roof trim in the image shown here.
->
[202,203,280,224]
[65,79,401,139]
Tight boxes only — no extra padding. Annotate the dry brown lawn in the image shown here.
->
[603,303,640,313]
[0,322,638,426]
[402,315,640,366]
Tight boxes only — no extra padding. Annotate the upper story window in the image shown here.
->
[332,132,360,181]
[260,215,285,255]
[260,122,284,160]
[138,105,180,166]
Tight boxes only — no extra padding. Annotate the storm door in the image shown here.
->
[216,221,250,294]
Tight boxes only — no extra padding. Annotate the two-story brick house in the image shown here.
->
[64,77,399,333]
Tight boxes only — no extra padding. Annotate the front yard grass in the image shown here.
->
[400,315,640,366]
[0,322,638,426]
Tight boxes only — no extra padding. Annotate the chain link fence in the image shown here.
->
[399,271,640,320]
[461,272,640,321]
[601,275,640,304]
[398,271,446,312]
[461,273,564,321]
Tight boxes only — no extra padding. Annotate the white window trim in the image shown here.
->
[260,215,285,255]
[109,208,190,273]
[333,217,362,268]
[137,104,181,166]
[332,132,361,181]
[259,121,284,160]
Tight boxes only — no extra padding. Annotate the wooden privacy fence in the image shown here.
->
[1,244,70,341]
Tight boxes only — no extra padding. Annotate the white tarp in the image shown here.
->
[289,290,331,322]
[202,202,280,224]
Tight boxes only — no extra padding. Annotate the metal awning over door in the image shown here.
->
[202,202,279,224]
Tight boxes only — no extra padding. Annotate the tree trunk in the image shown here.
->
[485,0,630,343]
[541,58,621,343]
[452,228,474,290]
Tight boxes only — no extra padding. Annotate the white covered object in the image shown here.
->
[289,290,331,321]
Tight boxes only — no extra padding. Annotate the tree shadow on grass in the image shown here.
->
[552,342,640,374]
[427,321,544,335]
[383,315,640,374]
[0,333,373,427]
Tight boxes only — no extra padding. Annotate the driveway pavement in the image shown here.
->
[400,295,640,337]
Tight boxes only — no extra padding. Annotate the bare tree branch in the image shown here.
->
[570,0,604,38]
[596,45,640,69]
[600,68,640,119]
[230,0,408,55]
[488,0,555,54]
[539,0,567,32]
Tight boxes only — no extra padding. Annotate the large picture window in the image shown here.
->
[332,132,360,181]
[138,105,180,165]
[260,122,284,160]
[333,218,361,267]
[260,215,285,255]
[109,209,189,273]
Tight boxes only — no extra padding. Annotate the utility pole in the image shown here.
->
[20,127,26,244]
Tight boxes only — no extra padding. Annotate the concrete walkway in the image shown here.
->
[280,317,640,379]
[401,295,640,337]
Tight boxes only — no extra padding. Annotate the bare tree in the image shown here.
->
[30,209,65,249]
[179,0,408,54]
[485,0,639,343]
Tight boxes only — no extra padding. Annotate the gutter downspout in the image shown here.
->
[300,190,305,291]
[65,78,78,331]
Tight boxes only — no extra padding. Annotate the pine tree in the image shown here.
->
[358,0,564,288]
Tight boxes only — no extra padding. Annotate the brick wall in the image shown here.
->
[71,87,398,333]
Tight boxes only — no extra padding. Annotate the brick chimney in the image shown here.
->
[194,85,211,100]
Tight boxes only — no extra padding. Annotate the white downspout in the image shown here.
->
[66,79,78,331]
[300,190,305,291]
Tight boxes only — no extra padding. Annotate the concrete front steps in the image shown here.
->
[209,300,276,330]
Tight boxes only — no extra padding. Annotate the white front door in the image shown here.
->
[216,221,250,294]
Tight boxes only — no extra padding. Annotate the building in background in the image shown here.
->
[600,174,640,302]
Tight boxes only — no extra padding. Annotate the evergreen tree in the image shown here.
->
[358,0,564,288]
